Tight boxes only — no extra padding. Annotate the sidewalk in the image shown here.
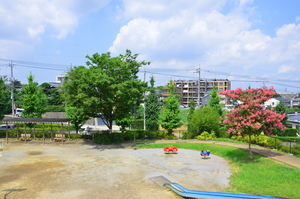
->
[124,140,300,169]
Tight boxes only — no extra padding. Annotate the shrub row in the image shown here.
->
[231,135,283,149]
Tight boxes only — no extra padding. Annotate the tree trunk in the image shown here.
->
[109,120,112,134]
[249,133,252,159]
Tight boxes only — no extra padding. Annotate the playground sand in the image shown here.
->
[0,142,231,199]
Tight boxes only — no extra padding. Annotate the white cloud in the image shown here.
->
[277,64,298,74]
[0,0,110,57]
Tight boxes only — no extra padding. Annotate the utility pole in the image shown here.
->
[144,68,146,131]
[10,61,14,118]
[194,66,200,108]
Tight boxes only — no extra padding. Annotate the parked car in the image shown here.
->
[179,105,184,109]
[79,126,92,135]
[15,108,24,117]
[0,124,17,130]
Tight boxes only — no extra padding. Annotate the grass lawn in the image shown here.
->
[137,143,300,199]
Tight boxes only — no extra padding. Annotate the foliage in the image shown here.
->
[159,80,183,134]
[188,106,220,137]
[65,105,89,133]
[0,76,7,120]
[138,143,300,199]
[93,131,124,144]
[145,76,160,131]
[39,82,63,106]
[179,109,189,123]
[219,87,286,158]
[208,85,222,116]
[273,93,282,98]
[196,131,216,140]
[181,131,194,139]
[115,114,134,132]
[267,100,289,135]
[187,100,195,130]
[287,107,300,113]
[46,105,65,112]
[156,86,164,92]
[282,128,298,137]
[63,50,149,133]
[21,72,47,119]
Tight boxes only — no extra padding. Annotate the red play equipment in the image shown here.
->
[164,145,178,154]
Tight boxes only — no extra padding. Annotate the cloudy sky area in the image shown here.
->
[0,0,300,93]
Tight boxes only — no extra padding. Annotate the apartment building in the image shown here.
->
[163,79,231,107]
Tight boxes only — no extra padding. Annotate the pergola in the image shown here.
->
[0,118,73,145]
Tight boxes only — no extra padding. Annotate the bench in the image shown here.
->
[54,134,65,141]
[20,134,31,141]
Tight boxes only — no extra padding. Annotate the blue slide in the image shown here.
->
[166,183,283,199]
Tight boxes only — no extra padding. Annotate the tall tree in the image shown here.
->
[21,72,47,118]
[159,80,183,135]
[220,87,285,159]
[208,85,223,116]
[267,100,289,136]
[145,76,160,131]
[187,100,195,130]
[63,50,149,133]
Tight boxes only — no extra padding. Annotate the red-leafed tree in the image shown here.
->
[219,87,286,159]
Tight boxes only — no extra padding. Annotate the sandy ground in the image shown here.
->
[0,140,231,199]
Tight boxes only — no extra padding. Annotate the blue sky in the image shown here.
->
[0,0,300,93]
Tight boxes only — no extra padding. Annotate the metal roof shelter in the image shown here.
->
[1,118,73,145]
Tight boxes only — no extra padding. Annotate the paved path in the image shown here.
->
[122,140,300,169]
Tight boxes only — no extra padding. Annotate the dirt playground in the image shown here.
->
[0,140,231,199]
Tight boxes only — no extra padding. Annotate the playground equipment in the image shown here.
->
[200,149,210,158]
[167,183,282,199]
[164,145,178,154]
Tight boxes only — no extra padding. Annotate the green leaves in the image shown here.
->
[208,84,223,116]
[159,80,183,133]
[145,76,160,131]
[21,72,47,118]
[63,50,149,132]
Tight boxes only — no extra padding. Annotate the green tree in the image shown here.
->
[65,105,89,134]
[159,80,182,134]
[63,50,149,133]
[21,72,47,118]
[188,106,220,136]
[0,76,7,120]
[273,93,282,98]
[208,85,223,116]
[187,100,195,130]
[145,76,160,131]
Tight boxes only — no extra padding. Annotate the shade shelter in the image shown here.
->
[0,118,73,145]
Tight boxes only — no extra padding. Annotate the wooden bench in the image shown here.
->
[20,134,31,141]
[54,134,65,141]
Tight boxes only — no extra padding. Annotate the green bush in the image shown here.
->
[93,131,124,144]
[124,130,139,141]
[182,131,194,140]
[46,105,65,112]
[154,131,166,139]
[137,129,145,139]
[236,136,244,142]
[164,134,177,140]
[283,128,298,137]
[196,131,216,140]
[146,131,156,139]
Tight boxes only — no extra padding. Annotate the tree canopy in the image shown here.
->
[145,76,160,131]
[220,87,285,158]
[159,80,182,134]
[63,50,149,133]
[208,85,222,116]
[21,72,47,118]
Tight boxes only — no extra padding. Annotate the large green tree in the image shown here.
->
[21,72,47,118]
[145,76,160,131]
[63,50,149,133]
[208,85,223,116]
[188,106,220,136]
[267,100,289,136]
[159,80,182,134]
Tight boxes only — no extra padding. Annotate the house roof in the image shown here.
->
[293,98,300,102]
[273,97,290,103]
[288,115,300,124]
